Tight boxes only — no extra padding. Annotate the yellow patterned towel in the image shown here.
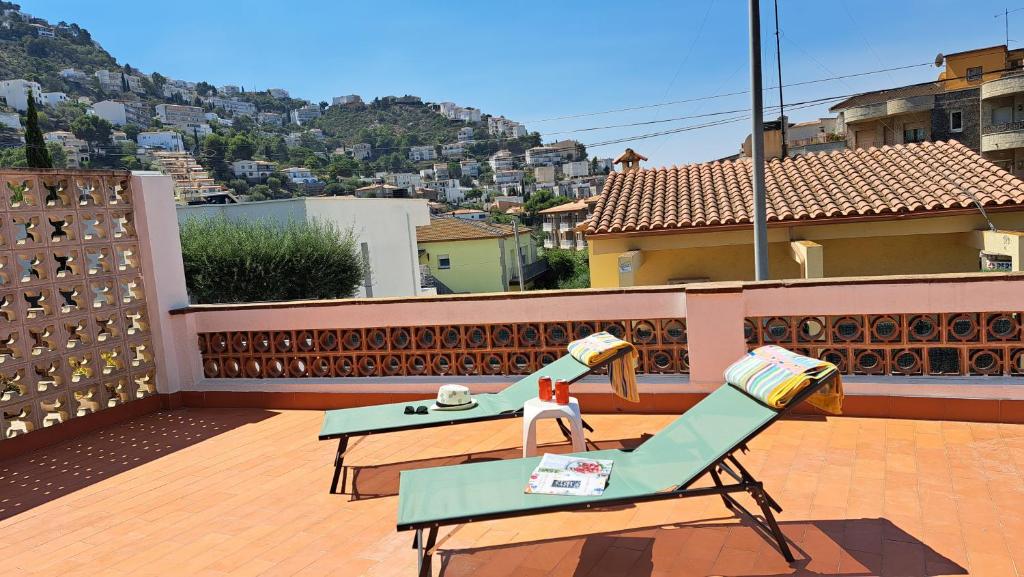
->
[567,331,639,403]
[724,345,843,414]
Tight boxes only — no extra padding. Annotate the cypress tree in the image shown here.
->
[24,90,52,169]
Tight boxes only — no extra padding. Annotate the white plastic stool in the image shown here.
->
[522,396,585,457]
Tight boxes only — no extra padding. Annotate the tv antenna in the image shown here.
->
[995,7,1024,46]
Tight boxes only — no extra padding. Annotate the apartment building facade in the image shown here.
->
[91,100,152,127]
[155,104,204,127]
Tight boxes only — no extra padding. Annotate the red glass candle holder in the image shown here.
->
[554,379,570,405]
[538,375,553,402]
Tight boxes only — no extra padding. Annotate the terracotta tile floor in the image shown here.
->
[1,408,1023,576]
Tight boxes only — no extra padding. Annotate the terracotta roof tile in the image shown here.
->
[586,141,1024,235]
[417,218,528,243]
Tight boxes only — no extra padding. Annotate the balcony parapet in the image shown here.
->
[982,73,1024,100]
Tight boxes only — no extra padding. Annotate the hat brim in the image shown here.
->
[429,399,478,411]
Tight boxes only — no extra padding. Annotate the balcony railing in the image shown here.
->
[981,120,1024,135]
[510,260,549,283]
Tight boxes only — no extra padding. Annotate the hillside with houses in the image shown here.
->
[0,2,613,219]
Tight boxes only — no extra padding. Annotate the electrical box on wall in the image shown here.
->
[980,251,1013,272]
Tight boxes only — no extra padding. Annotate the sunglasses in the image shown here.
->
[404,405,428,415]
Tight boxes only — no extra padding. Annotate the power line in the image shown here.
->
[524,61,933,123]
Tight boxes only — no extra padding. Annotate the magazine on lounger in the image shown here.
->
[525,453,613,496]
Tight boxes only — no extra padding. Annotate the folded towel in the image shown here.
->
[724,345,843,414]
[567,331,639,403]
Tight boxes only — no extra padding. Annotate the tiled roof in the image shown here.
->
[417,217,526,243]
[829,82,942,111]
[586,140,1024,235]
[538,200,588,214]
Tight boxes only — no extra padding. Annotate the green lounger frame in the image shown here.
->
[318,349,631,494]
[396,368,838,576]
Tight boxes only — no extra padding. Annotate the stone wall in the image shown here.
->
[933,88,981,151]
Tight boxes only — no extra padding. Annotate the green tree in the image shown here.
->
[200,133,229,180]
[24,90,52,168]
[47,142,67,168]
[70,114,113,150]
[195,81,217,96]
[523,189,570,222]
[226,133,254,162]
[537,249,590,289]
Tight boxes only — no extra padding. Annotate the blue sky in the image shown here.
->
[25,0,1020,166]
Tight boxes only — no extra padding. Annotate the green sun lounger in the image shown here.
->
[396,368,838,576]
[319,350,630,494]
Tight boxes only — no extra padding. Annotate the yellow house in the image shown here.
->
[587,141,1024,287]
[417,217,541,293]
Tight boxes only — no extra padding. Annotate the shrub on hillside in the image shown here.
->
[179,217,367,303]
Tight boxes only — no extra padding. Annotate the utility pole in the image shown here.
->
[512,217,525,292]
[773,0,786,158]
[749,0,770,280]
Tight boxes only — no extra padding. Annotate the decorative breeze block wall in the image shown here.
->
[198,319,688,379]
[0,171,156,440]
[746,312,1024,376]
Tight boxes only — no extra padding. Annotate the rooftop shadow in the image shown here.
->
[0,408,276,521]
[344,435,650,501]
[437,517,967,577]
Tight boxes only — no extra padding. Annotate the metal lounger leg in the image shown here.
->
[555,418,573,441]
[416,527,438,577]
[752,486,794,562]
[708,467,734,511]
[329,435,349,494]
[580,417,594,433]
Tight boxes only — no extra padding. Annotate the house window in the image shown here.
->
[966,66,983,82]
[903,127,926,143]
[437,255,450,269]
[949,111,963,133]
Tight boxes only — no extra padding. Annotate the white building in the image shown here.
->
[162,83,195,101]
[0,111,20,130]
[458,126,475,142]
[437,102,481,123]
[137,131,185,152]
[409,145,437,162]
[205,112,233,127]
[282,166,320,185]
[349,142,372,160]
[0,79,41,111]
[39,91,67,108]
[448,209,487,221]
[494,170,524,186]
[290,105,321,126]
[220,85,240,96]
[177,197,432,298]
[526,146,563,166]
[489,149,514,171]
[432,163,450,180]
[91,100,152,127]
[332,94,362,106]
[488,116,527,138]
[593,158,613,173]
[268,88,290,99]
[257,111,283,125]
[385,172,423,189]
[155,104,204,127]
[60,68,88,83]
[231,159,276,181]
[441,142,465,159]
[460,158,480,177]
[562,160,590,178]
[205,96,257,117]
